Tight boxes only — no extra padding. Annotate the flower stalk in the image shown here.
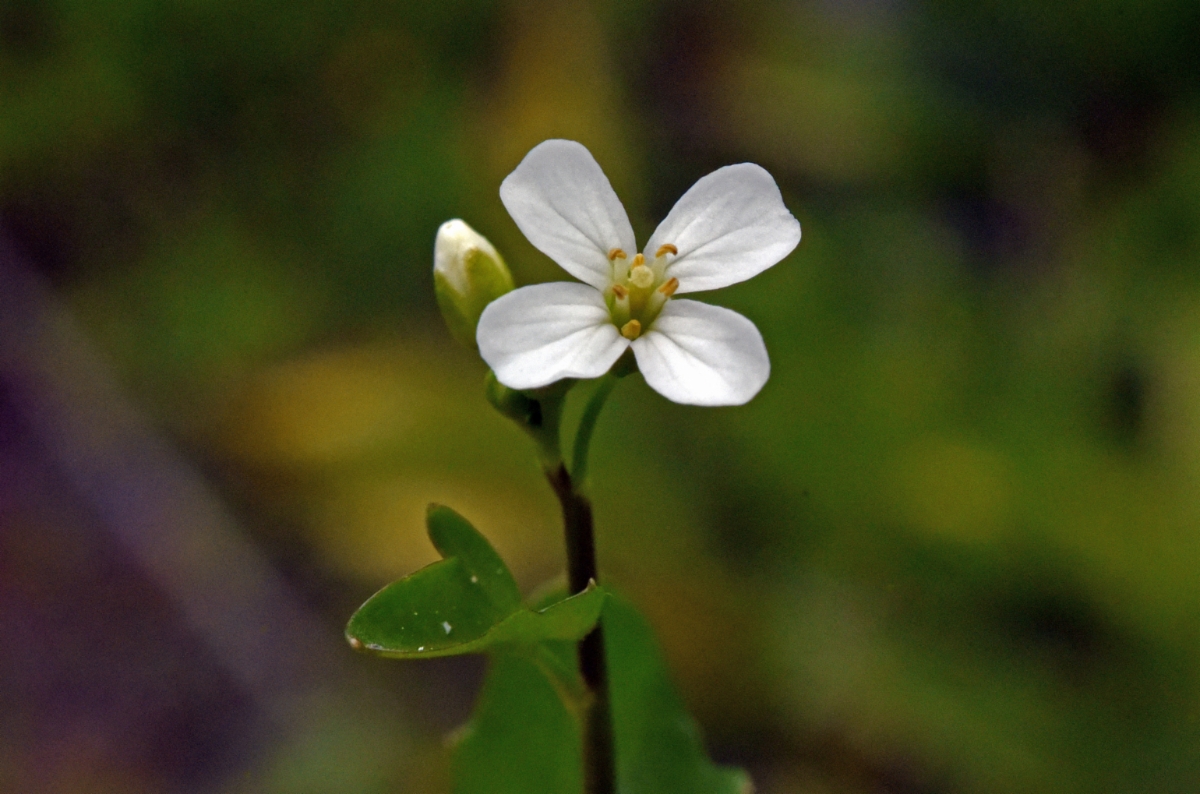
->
[570,369,624,487]
[546,435,615,794]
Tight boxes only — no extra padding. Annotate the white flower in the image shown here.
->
[476,139,801,406]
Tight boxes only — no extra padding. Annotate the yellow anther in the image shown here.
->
[611,284,629,299]
[620,319,642,340]
[608,248,627,260]
[655,243,678,258]
[629,265,654,289]
[657,277,679,297]
[632,253,645,266]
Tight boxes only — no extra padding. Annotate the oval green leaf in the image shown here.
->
[348,581,607,660]
[346,556,510,657]
[345,505,607,659]
[427,503,521,612]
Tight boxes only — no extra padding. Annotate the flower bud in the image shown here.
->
[434,219,514,350]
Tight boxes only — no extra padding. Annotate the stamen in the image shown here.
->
[620,319,642,340]
[632,253,645,266]
[655,243,678,258]
[608,248,627,260]
[611,284,628,299]
[657,277,679,297]
[629,265,654,289]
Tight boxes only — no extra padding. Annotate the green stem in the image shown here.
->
[485,371,569,467]
[570,373,620,486]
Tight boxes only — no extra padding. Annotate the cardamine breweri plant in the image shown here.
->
[346,139,801,794]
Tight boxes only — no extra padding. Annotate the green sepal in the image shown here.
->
[345,505,607,659]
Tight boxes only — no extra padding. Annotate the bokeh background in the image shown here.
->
[4,0,1200,791]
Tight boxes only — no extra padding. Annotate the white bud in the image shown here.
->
[433,220,513,350]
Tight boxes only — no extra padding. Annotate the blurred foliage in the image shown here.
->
[6,0,1200,792]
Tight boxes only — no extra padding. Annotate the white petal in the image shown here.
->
[645,163,801,294]
[631,299,769,406]
[500,140,636,290]
[477,282,629,390]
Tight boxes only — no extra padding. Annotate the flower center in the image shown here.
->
[604,244,679,340]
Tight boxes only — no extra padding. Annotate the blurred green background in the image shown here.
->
[4,0,1200,791]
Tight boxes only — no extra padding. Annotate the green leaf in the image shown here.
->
[345,554,506,658]
[345,505,607,659]
[426,504,521,613]
[451,652,583,794]
[481,585,607,646]
[450,591,751,794]
[606,594,752,794]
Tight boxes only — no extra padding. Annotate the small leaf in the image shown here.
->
[345,505,607,658]
[349,580,606,660]
[346,556,507,657]
[483,583,606,645]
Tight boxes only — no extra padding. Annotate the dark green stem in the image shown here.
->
[546,463,614,794]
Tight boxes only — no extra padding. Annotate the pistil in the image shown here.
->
[607,242,679,337]
[629,263,654,289]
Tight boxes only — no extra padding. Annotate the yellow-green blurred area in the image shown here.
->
[4,0,1200,791]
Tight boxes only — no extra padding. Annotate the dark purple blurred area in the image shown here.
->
[0,334,247,791]
[0,420,254,791]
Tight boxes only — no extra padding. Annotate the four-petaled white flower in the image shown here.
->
[476,139,801,406]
